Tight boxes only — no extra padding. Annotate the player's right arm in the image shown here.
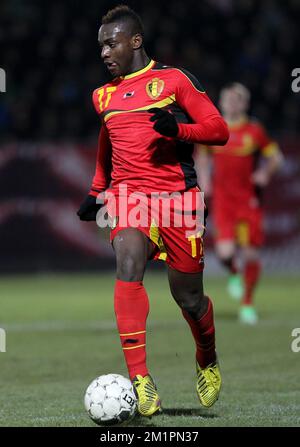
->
[77,124,112,221]
[89,124,112,197]
[77,86,113,221]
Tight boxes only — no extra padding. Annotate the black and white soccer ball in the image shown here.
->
[84,374,137,425]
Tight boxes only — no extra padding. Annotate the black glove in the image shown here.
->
[148,108,179,137]
[77,195,103,221]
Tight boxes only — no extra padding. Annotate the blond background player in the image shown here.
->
[194,83,283,324]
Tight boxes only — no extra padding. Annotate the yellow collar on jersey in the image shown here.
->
[121,59,155,80]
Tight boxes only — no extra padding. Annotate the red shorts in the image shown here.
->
[213,196,264,247]
[103,186,205,273]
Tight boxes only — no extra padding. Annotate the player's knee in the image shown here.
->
[220,256,234,270]
[179,291,207,320]
[216,241,235,260]
[243,246,259,261]
[116,253,145,281]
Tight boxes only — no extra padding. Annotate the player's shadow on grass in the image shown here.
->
[216,311,240,321]
[124,409,218,427]
[124,417,157,427]
[217,310,270,323]
[129,409,217,425]
[163,408,217,418]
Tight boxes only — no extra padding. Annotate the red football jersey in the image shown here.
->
[89,59,228,196]
[208,117,279,202]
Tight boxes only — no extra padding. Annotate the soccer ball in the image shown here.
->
[84,373,137,425]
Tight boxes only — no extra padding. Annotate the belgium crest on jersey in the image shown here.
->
[146,78,165,100]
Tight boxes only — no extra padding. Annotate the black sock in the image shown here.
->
[220,257,238,274]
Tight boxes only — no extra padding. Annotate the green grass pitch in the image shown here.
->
[0,272,299,427]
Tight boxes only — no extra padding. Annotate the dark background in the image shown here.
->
[0,0,299,272]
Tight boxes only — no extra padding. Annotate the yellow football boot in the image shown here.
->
[132,374,162,417]
[196,361,222,408]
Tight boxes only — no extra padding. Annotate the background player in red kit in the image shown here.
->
[194,83,283,325]
[77,5,229,416]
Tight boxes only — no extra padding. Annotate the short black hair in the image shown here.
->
[102,4,144,37]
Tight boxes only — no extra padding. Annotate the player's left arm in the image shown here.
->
[193,144,213,198]
[251,124,284,187]
[149,69,229,145]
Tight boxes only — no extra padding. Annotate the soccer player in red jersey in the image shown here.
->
[194,83,283,325]
[77,5,229,416]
